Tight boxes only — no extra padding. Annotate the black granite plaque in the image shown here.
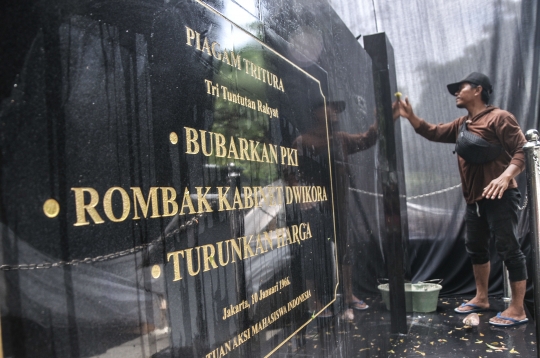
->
[0,1,340,357]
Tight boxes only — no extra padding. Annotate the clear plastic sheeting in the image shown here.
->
[330,0,540,295]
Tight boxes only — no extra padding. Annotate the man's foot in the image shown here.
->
[489,307,527,326]
[349,300,369,311]
[341,308,354,321]
[454,298,489,313]
[347,295,369,311]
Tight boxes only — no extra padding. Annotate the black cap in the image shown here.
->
[447,72,493,95]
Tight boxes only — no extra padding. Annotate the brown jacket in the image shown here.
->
[415,106,526,204]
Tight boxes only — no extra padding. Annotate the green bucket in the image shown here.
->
[411,283,442,312]
[377,283,413,312]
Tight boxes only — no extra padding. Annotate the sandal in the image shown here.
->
[349,300,369,311]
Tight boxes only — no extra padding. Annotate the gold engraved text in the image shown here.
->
[71,185,325,225]
[186,26,284,93]
[184,127,296,165]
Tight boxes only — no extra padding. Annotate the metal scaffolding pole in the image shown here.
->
[523,129,540,358]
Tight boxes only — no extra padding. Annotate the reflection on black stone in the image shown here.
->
[0,0,406,357]
[292,99,378,321]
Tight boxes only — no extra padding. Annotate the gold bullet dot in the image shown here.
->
[151,265,161,279]
[43,199,60,218]
[169,132,178,144]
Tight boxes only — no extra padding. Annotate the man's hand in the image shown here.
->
[398,97,422,129]
[482,164,521,199]
[399,97,414,119]
[482,175,511,199]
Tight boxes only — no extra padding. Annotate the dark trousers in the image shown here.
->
[465,188,527,282]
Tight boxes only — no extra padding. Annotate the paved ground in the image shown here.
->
[276,296,536,357]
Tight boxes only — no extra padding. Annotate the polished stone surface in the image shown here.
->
[364,32,409,335]
[0,0,411,357]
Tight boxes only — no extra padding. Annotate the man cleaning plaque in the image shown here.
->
[398,72,528,327]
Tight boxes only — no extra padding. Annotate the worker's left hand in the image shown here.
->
[482,175,511,199]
